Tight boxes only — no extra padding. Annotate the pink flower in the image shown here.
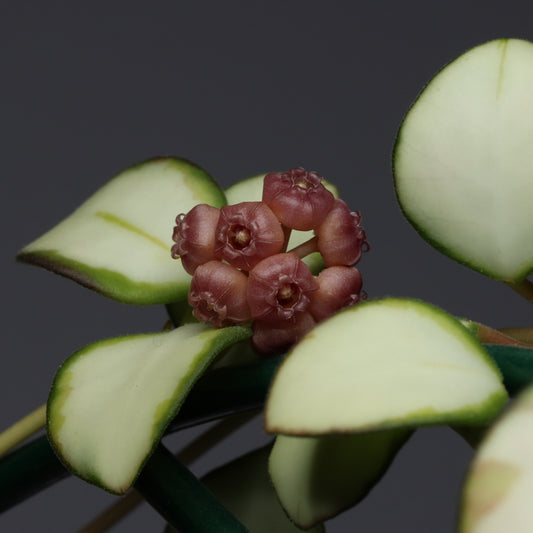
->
[315,199,368,266]
[263,167,335,230]
[214,202,285,271]
[309,266,363,322]
[188,261,251,328]
[247,253,318,322]
[173,169,369,356]
[171,204,220,275]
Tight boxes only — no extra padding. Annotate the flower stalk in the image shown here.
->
[0,404,46,458]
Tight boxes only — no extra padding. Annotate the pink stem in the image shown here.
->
[505,278,533,305]
[288,236,319,259]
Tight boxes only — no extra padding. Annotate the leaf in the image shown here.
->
[183,445,325,533]
[47,323,251,494]
[18,158,226,304]
[460,383,533,533]
[0,435,68,513]
[394,39,533,281]
[0,356,283,512]
[269,429,411,528]
[265,298,507,435]
[225,173,339,274]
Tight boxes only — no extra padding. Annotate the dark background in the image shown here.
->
[2,2,532,532]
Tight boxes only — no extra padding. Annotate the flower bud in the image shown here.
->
[214,202,284,271]
[262,167,335,230]
[247,253,318,322]
[188,261,251,327]
[309,266,363,322]
[171,204,220,275]
[315,199,368,266]
[252,312,316,354]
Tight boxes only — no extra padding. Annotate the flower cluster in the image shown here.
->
[171,167,368,353]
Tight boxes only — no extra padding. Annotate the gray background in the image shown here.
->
[2,2,532,532]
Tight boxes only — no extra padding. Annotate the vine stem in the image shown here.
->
[474,322,533,347]
[280,225,292,253]
[498,327,533,344]
[77,411,257,533]
[0,404,46,457]
[505,278,533,305]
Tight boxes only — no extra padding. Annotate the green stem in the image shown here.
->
[0,435,69,513]
[77,412,257,533]
[505,278,533,304]
[136,445,251,533]
[0,404,46,457]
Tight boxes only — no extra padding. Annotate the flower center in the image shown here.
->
[277,283,301,308]
[228,224,252,250]
[294,177,311,190]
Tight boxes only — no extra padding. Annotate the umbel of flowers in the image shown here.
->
[171,167,368,353]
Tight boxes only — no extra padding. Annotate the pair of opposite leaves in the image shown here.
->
[18,38,533,533]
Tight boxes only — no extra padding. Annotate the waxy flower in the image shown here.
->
[263,167,335,230]
[316,199,368,266]
[214,202,285,271]
[176,167,368,354]
[171,203,220,275]
[309,266,364,322]
[188,260,251,327]
[247,252,319,323]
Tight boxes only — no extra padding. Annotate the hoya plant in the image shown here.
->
[1,37,533,532]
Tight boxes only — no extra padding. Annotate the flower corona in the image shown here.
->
[172,168,368,353]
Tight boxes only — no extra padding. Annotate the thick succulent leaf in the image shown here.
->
[225,173,339,274]
[47,323,251,494]
[266,298,507,435]
[168,446,324,533]
[394,39,533,281]
[224,173,269,204]
[269,429,411,528]
[18,158,226,304]
[460,384,533,533]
